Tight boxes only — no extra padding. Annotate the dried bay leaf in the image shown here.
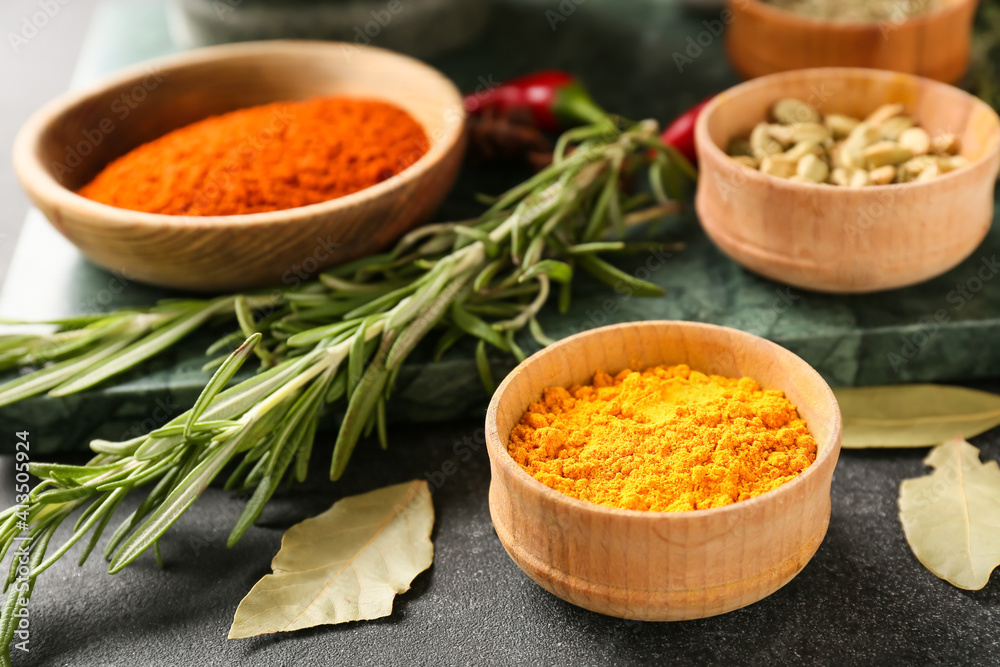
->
[898,439,1000,590]
[834,384,1000,448]
[228,480,434,639]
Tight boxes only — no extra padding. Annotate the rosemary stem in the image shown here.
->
[0,116,695,663]
[494,275,552,331]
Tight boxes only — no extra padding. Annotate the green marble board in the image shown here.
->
[4,0,1000,454]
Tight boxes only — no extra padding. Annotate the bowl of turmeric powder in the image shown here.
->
[13,40,467,291]
[485,320,841,621]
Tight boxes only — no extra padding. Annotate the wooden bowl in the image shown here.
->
[485,321,842,621]
[695,68,1000,293]
[727,0,979,83]
[12,40,466,292]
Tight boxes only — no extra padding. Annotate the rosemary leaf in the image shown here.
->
[109,439,239,573]
[32,488,126,578]
[331,336,394,480]
[450,304,508,351]
[0,117,691,662]
[185,333,261,438]
[433,327,465,362]
[51,299,233,396]
[520,259,573,284]
[506,330,527,363]
[577,253,665,297]
[234,296,272,366]
[348,319,371,397]
[529,318,557,347]
[0,337,136,407]
[78,493,125,566]
[475,339,495,394]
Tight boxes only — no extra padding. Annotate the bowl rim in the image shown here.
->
[12,39,466,228]
[695,66,1000,192]
[733,0,976,31]
[485,320,843,521]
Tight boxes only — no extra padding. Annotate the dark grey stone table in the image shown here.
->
[1,1,999,665]
[1,422,999,666]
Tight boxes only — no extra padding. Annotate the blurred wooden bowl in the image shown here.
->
[727,0,979,83]
[695,68,1000,293]
[485,321,842,621]
[13,40,466,292]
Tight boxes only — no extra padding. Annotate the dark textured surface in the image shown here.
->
[2,1,1000,665]
[1,422,999,666]
[7,0,1000,452]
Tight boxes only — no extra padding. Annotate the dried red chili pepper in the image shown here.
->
[463,71,608,133]
[466,72,713,167]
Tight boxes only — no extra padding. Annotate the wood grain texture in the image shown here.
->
[695,67,1000,294]
[485,321,842,621]
[727,0,979,83]
[12,41,466,291]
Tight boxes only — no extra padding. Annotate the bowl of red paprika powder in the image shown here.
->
[13,40,467,291]
[485,320,842,621]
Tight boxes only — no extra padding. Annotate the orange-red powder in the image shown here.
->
[78,96,429,216]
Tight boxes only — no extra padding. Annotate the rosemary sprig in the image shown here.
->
[0,118,691,664]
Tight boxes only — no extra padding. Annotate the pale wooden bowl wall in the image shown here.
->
[727,0,979,83]
[485,321,842,621]
[695,68,1000,293]
[13,41,466,291]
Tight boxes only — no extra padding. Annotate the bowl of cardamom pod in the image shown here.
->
[694,67,1000,293]
[727,0,978,82]
[485,320,842,621]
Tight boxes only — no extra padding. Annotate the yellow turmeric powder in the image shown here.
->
[507,364,817,512]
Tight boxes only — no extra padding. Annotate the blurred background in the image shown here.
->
[0,0,100,279]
